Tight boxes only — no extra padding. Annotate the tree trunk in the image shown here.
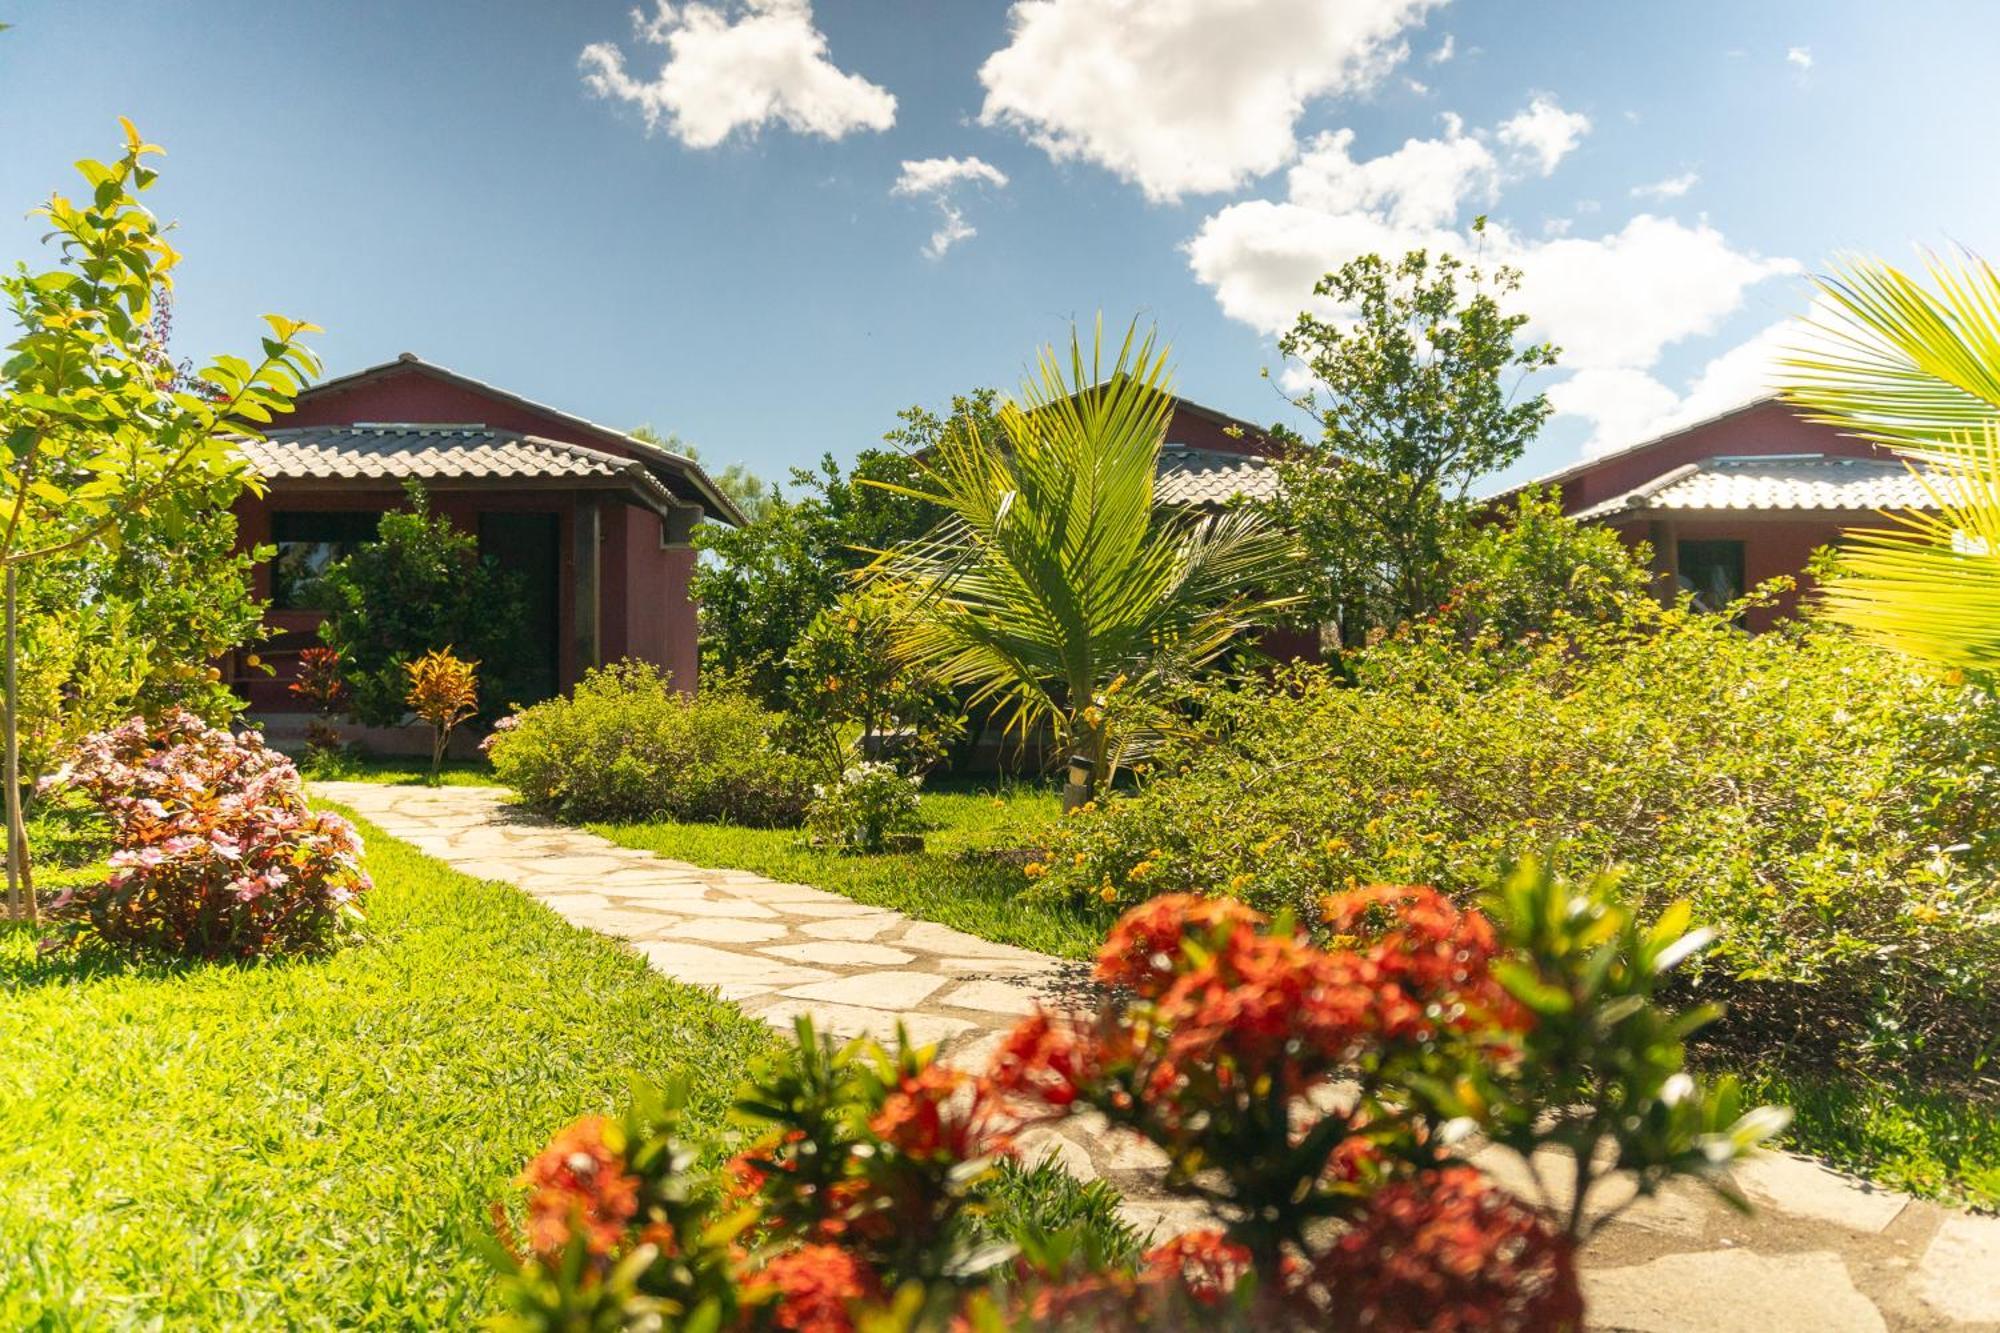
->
[5,566,34,923]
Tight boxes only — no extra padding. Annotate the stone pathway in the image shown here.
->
[314,782,2000,1332]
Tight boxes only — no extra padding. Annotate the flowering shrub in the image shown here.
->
[1035,602,2000,1074]
[805,761,923,854]
[41,710,370,959]
[781,587,965,783]
[490,867,1785,1330]
[404,647,479,783]
[488,660,814,826]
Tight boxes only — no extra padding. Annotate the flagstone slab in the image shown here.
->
[669,919,793,945]
[1734,1153,1910,1233]
[763,941,917,967]
[1916,1213,2000,1324]
[798,914,907,941]
[937,979,1046,1016]
[1583,1249,1886,1332]
[897,921,1050,963]
[781,971,948,1010]
[634,941,835,990]
[747,998,976,1047]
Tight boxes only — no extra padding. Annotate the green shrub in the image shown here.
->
[489,660,813,826]
[805,761,923,853]
[1034,601,2000,1073]
[312,483,529,724]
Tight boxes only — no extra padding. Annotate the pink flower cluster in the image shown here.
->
[44,710,371,959]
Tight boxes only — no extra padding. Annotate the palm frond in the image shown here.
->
[1815,425,2000,670]
[1780,251,2000,451]
[866,319,1302,770]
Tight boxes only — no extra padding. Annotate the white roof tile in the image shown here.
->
[1576,456,1946,520]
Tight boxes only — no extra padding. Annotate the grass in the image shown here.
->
[0,804,779,1330]
[300,753,501,787]
[592,781,1113,961]
[1725,1063,2000,1210]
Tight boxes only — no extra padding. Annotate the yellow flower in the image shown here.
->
[1322,837,1349,854]
[1023,862,1046,879]
[1073,853,1087,867]
[1130,860,1153,880]
[1099,885,1119,903]
[1228,872,1253,892]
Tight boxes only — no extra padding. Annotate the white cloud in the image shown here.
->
[923,205,977,260]
[1786,45,1813,71]
[580,0,896,148]
[892,155,1009,196]
[976,0,1442,203]
[891,155,1010,258]
[1184,103,1799,451]
[1428,32,1455,64]
[1557,316,1796,455]
[1631,170,1699,200]
[1288,118,1501,229]
[1512,215,1796,371]
[1496,94,1591,175]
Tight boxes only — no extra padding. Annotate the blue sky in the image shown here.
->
[3,1,1997,489]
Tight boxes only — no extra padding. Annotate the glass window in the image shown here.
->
[1676,539,1746,614]
[271,511,382,608]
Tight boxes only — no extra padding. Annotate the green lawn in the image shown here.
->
[0,805,779,1330]
[591,782,1113,961]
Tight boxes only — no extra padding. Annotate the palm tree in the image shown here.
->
[867,321,1301,795]
[1779,253,2000,669]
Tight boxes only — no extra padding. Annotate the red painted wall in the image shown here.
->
[1545,400,1888,513]
[1544,400,1891,632]
[238,363,701,709]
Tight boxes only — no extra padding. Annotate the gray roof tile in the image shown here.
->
[1155,446,1282,507]
[1575,455,1945,520]
[238,426,680,514]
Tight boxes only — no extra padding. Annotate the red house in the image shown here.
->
[229,353,742,720]
[1508,398,1934,631]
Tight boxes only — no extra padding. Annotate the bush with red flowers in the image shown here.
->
[489,864,1788,1331]
[40,709,370,959]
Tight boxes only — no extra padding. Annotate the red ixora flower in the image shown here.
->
[870,1063,1006,1163]
[1322,884,1529,1042]
[1143,1229,1252,1307]
[1096,893,1265,998]
[1307,1166,1582,1332]
[515,1116,642,1261]
[744,1244,882,1333]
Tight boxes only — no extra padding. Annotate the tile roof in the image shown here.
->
[1574,455,1945,520]
[239,426,683,515]
[1155,446,1282,507]
[294,354,746,524]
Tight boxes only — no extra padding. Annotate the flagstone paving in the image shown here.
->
[314,782,2000,1331]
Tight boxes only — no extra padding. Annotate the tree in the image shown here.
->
[0,121,320,920]
[629,425,774,524]
[692,445,941,707]
[1265,237,1558,644]
[17,477,271,796]
[312,483,528,725]
[1779,252,2000,669]
[870,321,1301,796]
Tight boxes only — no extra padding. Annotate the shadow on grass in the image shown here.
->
[0,918,205,990]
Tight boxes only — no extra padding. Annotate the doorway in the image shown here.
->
[479,512,561,704]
